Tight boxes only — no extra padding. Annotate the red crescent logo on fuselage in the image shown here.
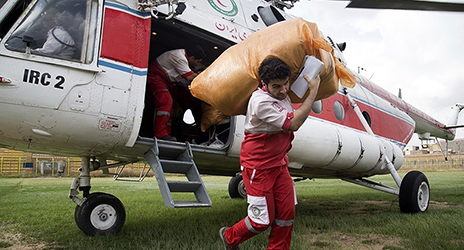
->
[216,0,228,7]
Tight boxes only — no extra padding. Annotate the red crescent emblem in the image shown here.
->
[216,0,228,8]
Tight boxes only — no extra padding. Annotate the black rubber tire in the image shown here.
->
[228,174,246,199]
[74,192,104,233]
[74,203,84,232]
[399,171,430,213]
[75,192,126,236]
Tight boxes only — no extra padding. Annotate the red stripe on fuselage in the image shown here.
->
[100,8,151,69]
[359,78,452,136]
[294,93,415,145]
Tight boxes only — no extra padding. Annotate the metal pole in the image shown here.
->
[80,157,91,187]
[344,88,402,187]
[384,155,402,187]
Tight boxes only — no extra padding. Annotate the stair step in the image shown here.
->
[159,159,193,174]
[144,140,212,208]
[157,141,189,152]
[167,181,202,192]
[172,201,212,208]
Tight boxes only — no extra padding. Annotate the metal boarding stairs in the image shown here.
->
[143,139,212,208]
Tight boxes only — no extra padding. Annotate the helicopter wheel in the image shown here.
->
[74,192,126,236]
[399,171,430,213]
[228,174,246,199]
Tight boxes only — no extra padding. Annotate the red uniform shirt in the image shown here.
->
[240,88,295,169]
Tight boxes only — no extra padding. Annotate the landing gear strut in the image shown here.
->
[343,170,430,214]
[70,157,126,235]
[344,89,430,213]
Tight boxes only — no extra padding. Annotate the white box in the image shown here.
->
[291,55,324,98]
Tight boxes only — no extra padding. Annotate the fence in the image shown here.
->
[0,149,147,177]
[1,149,463,176]
[402,153,464,172]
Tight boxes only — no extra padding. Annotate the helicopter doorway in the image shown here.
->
[139,17,234,149]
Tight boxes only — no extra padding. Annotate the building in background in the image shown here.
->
[403,139,464,171]
[404,138,464,156]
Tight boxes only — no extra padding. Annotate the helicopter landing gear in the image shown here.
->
[70,157,126,235]
[75,192,126,236]
[343,170,430,214]
[228,173,246,199]
[399,171,430,213]
[385,154,430,213]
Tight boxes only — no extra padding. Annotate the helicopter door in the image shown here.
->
[0,0,100,109]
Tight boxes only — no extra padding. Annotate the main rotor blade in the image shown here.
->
[346,0,464,12]
[445,124,464,129]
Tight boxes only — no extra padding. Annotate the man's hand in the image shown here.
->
[185,72,198,82]
[287,74,321,131]
[303,74,320,93]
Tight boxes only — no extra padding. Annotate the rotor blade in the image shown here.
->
[445,124,464,129]
[346,0,464,12]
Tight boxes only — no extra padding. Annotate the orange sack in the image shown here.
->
[200,102,229,132]
[190,17,356,121]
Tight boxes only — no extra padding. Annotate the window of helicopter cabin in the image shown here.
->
[4,0,99,64]
[333,101,345,121]
[257,5,285,26]
[362,111,371,126]
[0,0,33,39]
[311,100,323,114]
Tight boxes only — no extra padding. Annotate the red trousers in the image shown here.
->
[147,63,174,138]
[225,165,296,250]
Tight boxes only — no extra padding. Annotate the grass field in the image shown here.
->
[0,171,463,250]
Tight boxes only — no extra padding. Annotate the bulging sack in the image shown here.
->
[200,102,229,132]
[191,17,355,117]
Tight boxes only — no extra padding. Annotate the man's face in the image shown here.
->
[263,78,290,100]
[41,9,57,29]
[187,56,202,69]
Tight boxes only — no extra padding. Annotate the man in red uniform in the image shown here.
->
[220,58,320,250]
[147,45,205,141]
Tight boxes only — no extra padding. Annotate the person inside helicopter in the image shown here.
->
[32,8,76,59]
[5,0,87,61]
[146,45,206,142]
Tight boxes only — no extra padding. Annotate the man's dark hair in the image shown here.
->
[258,58,291,84]
[186,45,206,60]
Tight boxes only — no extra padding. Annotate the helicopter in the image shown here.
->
[0,0,463,235]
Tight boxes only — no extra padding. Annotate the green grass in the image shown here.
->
[0,172,463,250]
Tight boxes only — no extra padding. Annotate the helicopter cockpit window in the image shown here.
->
[0,0,7,9]
[4,0,98,63]
[0,0,34,39]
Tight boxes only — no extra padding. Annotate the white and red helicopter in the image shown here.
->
[0,0,463,235]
